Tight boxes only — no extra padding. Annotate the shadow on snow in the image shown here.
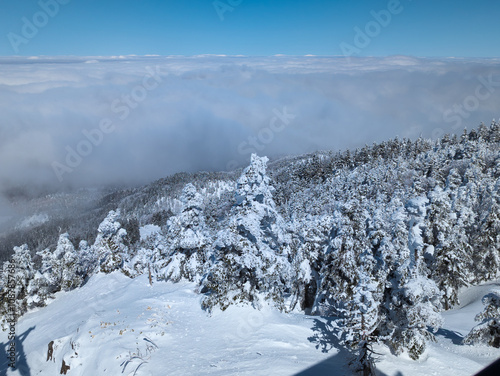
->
[294,317,353,376]
[0,326,35,376]
[298,317,408,376]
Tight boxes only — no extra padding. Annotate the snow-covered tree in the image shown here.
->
[26,247,54,308]
[315,199,370,316]
[394,276,443,360]
[426,186,471,309]
[77,240,97,281]
[406,196,429,275]
[452,182,476,286]
[289,214,333,312]
[26,234,83,308]
[474,181,500,281]
[464,290,500,347]
[0,245,35,331]
[381,197,443,360]
[341,251,380,376]
[366,205,394,285]
[201,154,292,312]
[52,233,82,291]
[93,210,129,274]
[160,183,211,282]
[130,247,160,282]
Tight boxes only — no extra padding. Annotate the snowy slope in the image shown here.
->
[376,281,500,376]
[2,273,500,376]
[0,272,346,376]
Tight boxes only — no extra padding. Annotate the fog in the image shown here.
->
[1,55,500,208]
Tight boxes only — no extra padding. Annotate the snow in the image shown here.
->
[2,273,500,375]
[97,210,121,238]
[139,225,161,241]
[376,280,500,375]
[1,272,341,375]
[445,281,500,335]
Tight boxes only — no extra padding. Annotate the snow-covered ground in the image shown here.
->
[1,273,499,376]
[376,281,500,376]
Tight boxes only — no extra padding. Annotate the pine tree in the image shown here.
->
[341,251,380,376]
[384,197,443,360]
[160,183,211,282]
[366,205,393,286]
[201,154,292,312]
[0,245,34,331]
[27,248,53,308]
[474,181,500,282]
[426,186,471,309]
[406,197,428,275]
[393,276,443,360]
[93,210,129,274]
[289,214,333,312]
[77,240,97,281]
[26,234,83,309]
[130,246,162,280]
[53,233,83,291]
[317,198,370,316]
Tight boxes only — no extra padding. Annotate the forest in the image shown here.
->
[1,122,500,374]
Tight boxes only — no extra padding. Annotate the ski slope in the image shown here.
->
[1,272,499,375]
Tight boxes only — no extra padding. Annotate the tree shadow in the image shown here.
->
[0,339,6,376]
[307,317,339,354]
[0,326,35,376]
[435,327,463,345]
[295,317,353,375]
[475,358,500,376]
[300,318,404,376]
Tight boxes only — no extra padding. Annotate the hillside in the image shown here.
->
[1,272,499,375]
[1,122,500,374]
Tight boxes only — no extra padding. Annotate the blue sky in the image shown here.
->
[1,0,499,57]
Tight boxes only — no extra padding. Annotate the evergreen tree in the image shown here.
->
[289,214,333,312]
[93,210,129,274]
[52,233,82,291]
[384,197,443,360]
[26,234,83,309]
[130,246,162,282]
[0,245,34,331]
[201,154,292,312]
[341,251,380,376]
[26,248,53,308]
[77,240,97,281]
[391,276,443,360]
[474,181,500,281]
[426,186,471,309]
[160,183,211,282]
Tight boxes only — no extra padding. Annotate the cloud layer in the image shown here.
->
[1,55,500,200]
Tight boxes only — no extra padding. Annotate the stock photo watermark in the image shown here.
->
[226,106,296,171]
[339,0,408,62]
[7,0,72,54]
[5,260,17,370]
[438,73,500,137]
[213,0,243,21]
[51,65,163,183]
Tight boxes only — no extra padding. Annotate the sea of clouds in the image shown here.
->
[1,55,499,207]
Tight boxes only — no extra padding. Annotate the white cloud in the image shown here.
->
[0,55,499,196]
